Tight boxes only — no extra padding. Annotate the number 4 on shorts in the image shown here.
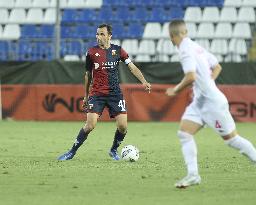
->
[215,120,222,128]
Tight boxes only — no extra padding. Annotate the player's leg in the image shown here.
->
[203,103,256,163]
[57,113,99,161]
[175,119,203,188]
[175,102,204,188]
[108,95,127,160]
[58,96,105,161]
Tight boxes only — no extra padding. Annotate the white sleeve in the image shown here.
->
[180,50,196,74]
[206,51,218,69]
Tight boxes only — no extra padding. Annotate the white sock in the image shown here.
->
[225,135,256,162]
[177,131,198,176]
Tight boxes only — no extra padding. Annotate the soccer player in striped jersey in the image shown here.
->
[58,24,151,161]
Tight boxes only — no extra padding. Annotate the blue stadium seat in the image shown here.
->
[21,25,38,38]
[0,41,8,60]
[40,25,55,38]
[103,0,125,6]
[62,9,79,23]
[61,26,77,38]
[114,7,131,22]
[170,7,185,19]
[37,41,54,60]
[112,23,127,39]
[148,7,172,23]
[97,6,114,22]
[79,9,97,22]
[75,25,96,39]
[61,40,82,57]
[127,23,144,38]
[131,7,150,22]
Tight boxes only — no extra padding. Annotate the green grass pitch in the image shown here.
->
[0,121,256,205]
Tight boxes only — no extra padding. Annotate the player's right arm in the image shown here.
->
[206,51,222,80]
[83,51,93,109]
[166,49,196,96]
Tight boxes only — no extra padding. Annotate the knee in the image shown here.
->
[118,124,127,134]
[177,130,194,143]
[84,123,96,133]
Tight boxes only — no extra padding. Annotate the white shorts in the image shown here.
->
[181,99,236,136]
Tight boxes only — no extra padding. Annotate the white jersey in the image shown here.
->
[178,37,227,104]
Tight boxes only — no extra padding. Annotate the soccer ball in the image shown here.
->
[121,145,139,162]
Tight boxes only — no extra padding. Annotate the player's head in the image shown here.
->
[96,24,112,48]
[169,19,188,46]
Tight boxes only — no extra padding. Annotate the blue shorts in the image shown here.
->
[86,94,127,118]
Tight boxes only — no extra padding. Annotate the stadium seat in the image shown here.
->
[156,54,169,62]
[225,54,242,62]
[195,39,210,50]
[135,54,151,62]
[111,39,120,46]
[0,25,2,39]
[15,0,32,8]
[138,40,156,55]
[210,39,228,55]
[61,26,76,38]
[60,40,82,56]
[215,23,232,39]
[112,23,126,39]
[237,7,255,23]
[40,25,55,38]
[224,0,242,7]
[97,7,114,22]
[8,9,27,24]
[184,7,202,22]
[130,7,149,22]
[59,0,68,8]
[122,39,139,55]
[242,0,256,7]
[197,23,215,38]
[33,0,51,8]
[26,8,44,24]
[62,9,79,23]
[219,7,237,22]
[44,8,56,24]
[186,23,197,39]
[0,0,15,8]
[66,0,86,8]
[127,23,144,38]
[2,24,21,40]
[143,23,162,39]
[161,22,169,38]
[214,54,223,62]
[0,9,9,24]
[0,41,8,60]
[86,0,103,8]
[170,54,179,62]
[64,55,80,61]
[156,39,177,55]
[169,7,184,20]
[233,23,251,39]
[229,39,247,55]
[201,7,219,22]
[21,25,38,38]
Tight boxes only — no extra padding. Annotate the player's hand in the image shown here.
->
[143,82,151,93]
[166,87,177,97]
[82,96,88,111]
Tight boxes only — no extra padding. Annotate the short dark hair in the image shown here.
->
[169,19,186,36]
[98,24,112,35]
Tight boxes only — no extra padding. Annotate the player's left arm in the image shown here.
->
[127,62,151,93]
[211,63,222,80]
[120,47,151,92]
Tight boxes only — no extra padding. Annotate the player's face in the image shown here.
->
[169,32,179,46]
[96,27,112,48]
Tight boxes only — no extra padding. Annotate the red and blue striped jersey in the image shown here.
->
[85,44,131,96]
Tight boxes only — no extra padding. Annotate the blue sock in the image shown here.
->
[70,128,89,153]
[111,129,126,151]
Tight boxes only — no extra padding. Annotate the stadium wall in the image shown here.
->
[1,84,256,122]
[1,61,256,84]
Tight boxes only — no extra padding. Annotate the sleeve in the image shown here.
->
[179,50,196,74]
[120,47,131,65]
[206,51,218,69]
[85,50,93,73]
